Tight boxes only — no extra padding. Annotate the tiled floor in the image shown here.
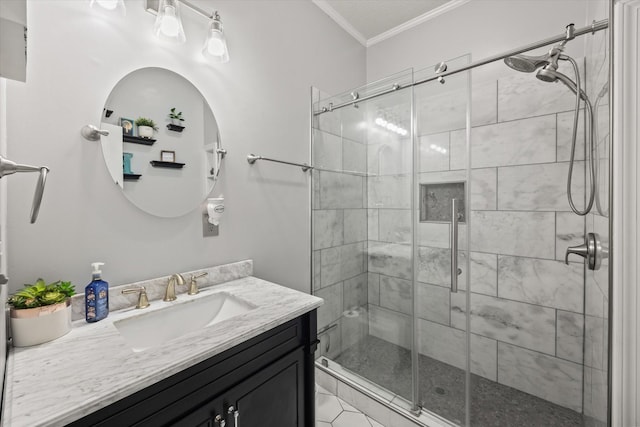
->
[316,384,386,427]
[335,335,582,427]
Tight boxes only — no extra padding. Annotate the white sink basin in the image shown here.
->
[114,292,256,352]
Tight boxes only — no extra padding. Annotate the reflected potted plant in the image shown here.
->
[8,279,75,347]
[135,117,158,139]
[167,107,185,132]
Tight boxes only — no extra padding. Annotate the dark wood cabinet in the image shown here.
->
[175,348,303,427]
[68,310,317,427]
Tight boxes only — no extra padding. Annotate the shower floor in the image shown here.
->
[334,335,582,427]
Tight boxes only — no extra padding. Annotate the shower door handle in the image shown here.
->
[450,199,462,293]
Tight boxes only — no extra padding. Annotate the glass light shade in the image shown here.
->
[90,0,126,14]
[153,0,186,44]
[202,18,229,63]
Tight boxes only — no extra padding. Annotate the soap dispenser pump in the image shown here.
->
[85,262,109,323]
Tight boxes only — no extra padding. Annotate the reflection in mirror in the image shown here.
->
[100,67,222,218]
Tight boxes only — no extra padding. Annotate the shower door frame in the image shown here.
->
[611,0,639,425]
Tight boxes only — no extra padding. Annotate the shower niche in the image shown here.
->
[419,182,466,222]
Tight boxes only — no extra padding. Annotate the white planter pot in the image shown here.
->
[10,299,72,347]
[138,125,154,139]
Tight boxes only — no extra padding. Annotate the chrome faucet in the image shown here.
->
[163,273,185,302]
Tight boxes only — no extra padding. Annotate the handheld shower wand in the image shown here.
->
[0,156,49,223]
[503,23,596,216]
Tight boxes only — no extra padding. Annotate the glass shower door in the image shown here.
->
[413,55,471,426]
[312,70,422,410]
[312,59,473,426]
[463,41,607,426]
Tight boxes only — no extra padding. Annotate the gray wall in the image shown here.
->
[5,0,365,293]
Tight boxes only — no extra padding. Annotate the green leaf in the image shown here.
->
[134,117,158,130]
[8,279,75,309]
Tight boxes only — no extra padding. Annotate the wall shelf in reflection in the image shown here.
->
[166,124,185,132]
[150,161,185,169]
[123,135,156,145]
[123,173,142,181]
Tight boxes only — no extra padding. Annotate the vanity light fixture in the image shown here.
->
[145,0,230,63]
[374,117,408,136]
[202,12,229,63]
[153,0,186,44]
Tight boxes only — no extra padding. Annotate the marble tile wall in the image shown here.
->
[313,91,370,361]
[365,63,591,413]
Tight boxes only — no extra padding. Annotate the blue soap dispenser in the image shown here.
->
[85,262,109,323]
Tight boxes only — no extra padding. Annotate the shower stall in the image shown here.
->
[311,19,611,427]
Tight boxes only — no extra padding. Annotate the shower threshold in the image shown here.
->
[316,356,456,427]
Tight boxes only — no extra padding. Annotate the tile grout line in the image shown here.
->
[555,308,559,358]
[495,79,499,124]
[496,335,499,385]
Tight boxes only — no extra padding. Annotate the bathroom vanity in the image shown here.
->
[1,261,322,427]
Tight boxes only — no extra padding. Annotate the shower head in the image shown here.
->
[536,68,589,102]
[503,54,550,73]
[536,67,560,82]
[504,43,566,73]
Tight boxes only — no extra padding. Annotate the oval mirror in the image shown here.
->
[100,67,222,218]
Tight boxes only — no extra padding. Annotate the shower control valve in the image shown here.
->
[565,232,603,271]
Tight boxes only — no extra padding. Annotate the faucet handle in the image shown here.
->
[188,272,208,295]
[122,286,150,309]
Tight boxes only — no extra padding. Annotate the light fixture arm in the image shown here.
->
[145,0,214,20]
[145,0,228,62]
[178,0,215,20]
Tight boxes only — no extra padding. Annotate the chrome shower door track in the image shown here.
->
[313,19,608,115]
[316,358,459,427]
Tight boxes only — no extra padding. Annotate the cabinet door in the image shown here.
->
[226,348,305,427]
[168,395,220,427]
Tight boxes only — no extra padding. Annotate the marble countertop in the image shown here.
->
[1,261,323,427]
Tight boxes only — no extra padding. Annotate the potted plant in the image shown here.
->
[135,117,158,139]
[167,107,185,132]
[8,279,75,347]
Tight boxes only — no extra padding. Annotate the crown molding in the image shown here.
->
[312,0,470,48]
[367,0,470,47]
[311,0,368,46]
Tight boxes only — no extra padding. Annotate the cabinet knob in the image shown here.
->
[214,414,226,427]
[224,407,239,426]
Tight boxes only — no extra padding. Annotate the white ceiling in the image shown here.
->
[312,0,469,46]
